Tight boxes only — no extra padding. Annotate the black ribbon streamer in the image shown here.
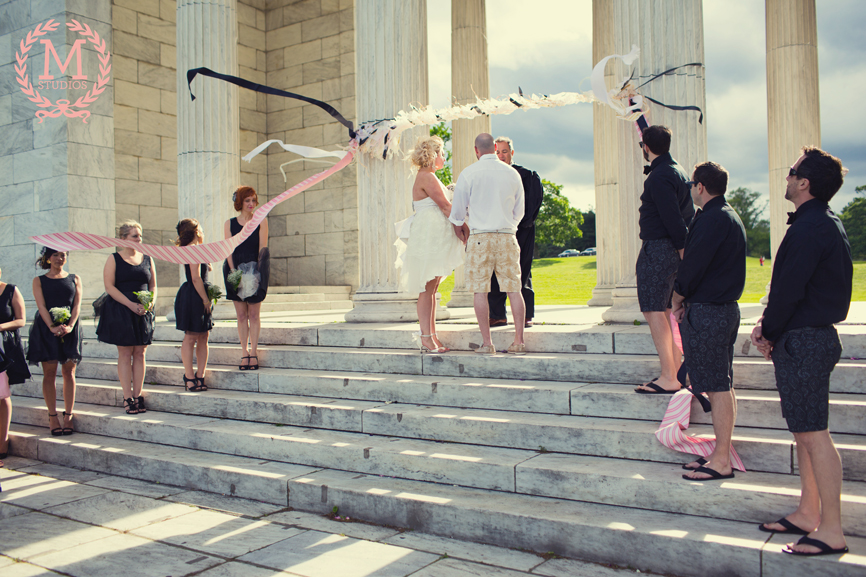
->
[637,62,704,89]
[632,62,706,128]
[187,67,356,138]
[644,96,704,124]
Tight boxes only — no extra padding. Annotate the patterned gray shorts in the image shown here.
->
[773,326,842,433]
[679,303,740,393]
[636,238,680,312]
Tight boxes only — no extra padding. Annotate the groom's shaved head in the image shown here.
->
[475,133,495,154]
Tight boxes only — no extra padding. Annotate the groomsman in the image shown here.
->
[753,147,852,557]
[672,162,747,481]
[488,137,544,328]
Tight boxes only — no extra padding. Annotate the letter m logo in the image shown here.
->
[39,39,87,80]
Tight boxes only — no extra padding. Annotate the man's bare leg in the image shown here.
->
[636,309,680,391]
[784,430,846,553]
[506,291,525,346]
[761,438,821,534]
[684,390,735,478]
[473,293,492,347]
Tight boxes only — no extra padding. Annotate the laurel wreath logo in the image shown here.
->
[14,19,112,123]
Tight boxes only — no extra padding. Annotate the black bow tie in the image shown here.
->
[643,165,652,175]
[787,211,797,225]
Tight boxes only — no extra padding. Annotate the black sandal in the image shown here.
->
[184,375,206,392]
[124,398,139,414]
[196,376,208,391]
[61,411,75,436]
[48,412,63,436]
[248,355,258,370]
[136,395,147,414]
[239,355,250,370]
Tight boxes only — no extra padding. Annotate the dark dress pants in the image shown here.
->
[489,226,535,320]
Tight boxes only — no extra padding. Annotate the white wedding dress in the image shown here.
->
[395,196,465,294]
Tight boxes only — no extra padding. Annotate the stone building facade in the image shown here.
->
[1,0,358,301]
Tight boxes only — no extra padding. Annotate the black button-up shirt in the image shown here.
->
[512,164,543,229]
[638,153,694,250]
[761,199,853,342]
[674,195,747,304]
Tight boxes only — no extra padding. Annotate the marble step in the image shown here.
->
[72,339,866,393]
[13,384,866,479]
[10,427,865,577]
[18,368,866,437]
[9,408,866,540]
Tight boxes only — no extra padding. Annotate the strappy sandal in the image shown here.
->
[61,411,75,436]
[124,397,139,414]
[248,355,258,370]
[136,395,147,414]
[48,412,63,436]
[183,375,206,392]
[195,376,208,391]
[430,333,450,353]
[239,355,250,370]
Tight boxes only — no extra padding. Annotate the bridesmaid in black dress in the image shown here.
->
[96,221,157,414]
[174,219,211,392]
[0,265,30,466]
[223,186,269,370]
[27,247,83,436]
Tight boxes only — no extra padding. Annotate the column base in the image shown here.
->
[601,286,645,324]
[446,289,475,308]
[345,291,450,323]
[587,285,614,307]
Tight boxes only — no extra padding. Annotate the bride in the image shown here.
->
[395,136,465,353]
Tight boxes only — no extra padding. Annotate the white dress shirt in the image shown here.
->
[449,154,525,232]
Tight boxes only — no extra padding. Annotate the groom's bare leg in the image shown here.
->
[506,291,525,344]
[474,293,492,346]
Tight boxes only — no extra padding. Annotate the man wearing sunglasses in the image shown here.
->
[751,147,852,557]
[672,162,747,482]
[633,125,694,394]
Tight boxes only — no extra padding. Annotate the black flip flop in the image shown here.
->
[682,465,735,481]
[682,457,708,471]
[758,517,810,535]
[783,536,849,556]
[635,382,681,394]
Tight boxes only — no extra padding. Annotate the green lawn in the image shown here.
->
[437,256,866,305]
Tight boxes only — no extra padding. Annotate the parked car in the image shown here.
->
[557,249,581,258]
[581,248,597,256]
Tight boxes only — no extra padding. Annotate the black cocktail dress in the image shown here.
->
[175,264,213,333]
[26,274,82,365]
[96,253,155,346]
[222,217,269,303]
[0,284,31,383]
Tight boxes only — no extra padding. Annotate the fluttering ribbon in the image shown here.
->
[655,389,746,472]
[31,145,356,264]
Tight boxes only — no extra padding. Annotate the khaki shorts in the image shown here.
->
[465,233,521,293]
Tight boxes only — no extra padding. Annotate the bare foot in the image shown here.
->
[683,456,709,470]
[420,336,439,351]
[431,336,450,352]
[786,527,847,554]
[762,512,819,534]
[635,375,680,393]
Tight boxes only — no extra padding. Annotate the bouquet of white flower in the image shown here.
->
[49,306,71,342]
[206,284,223,307]
[133,290,154,311]
[227,268,243,291]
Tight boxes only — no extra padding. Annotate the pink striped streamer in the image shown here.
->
[30,146,356,264]
[655,389,746,472]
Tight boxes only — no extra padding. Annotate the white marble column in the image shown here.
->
[176,0,240,289]
[345,0,439,322]
[446,0,490,308]
[588,0,618,307]
[766,0,820,260]
[602,0,707,323]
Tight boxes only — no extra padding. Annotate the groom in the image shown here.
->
[449,133,527,354]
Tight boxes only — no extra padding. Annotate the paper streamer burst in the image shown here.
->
[655,389,746,472]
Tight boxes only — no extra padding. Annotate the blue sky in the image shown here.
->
[427,0,865,215]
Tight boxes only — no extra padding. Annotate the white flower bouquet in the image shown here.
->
[133,290,154,311]
[49,306,71,342]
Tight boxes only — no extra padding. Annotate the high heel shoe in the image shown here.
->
[248,355,258,370]
[413,332,447,354]
[124,398,139,414]
[136,395,147,414]
[61,411,75,436]
[430,333,450,353]
[239,355,250,370]
[183,375,206,392]
[48,412,63,436]
[195,376,208,391]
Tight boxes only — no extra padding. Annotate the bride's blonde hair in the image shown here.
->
[409,136,444,170]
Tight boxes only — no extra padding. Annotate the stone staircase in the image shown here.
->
[8,319,866,577]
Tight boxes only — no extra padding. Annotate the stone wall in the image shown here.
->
[111,0,179,286]
[263,0,358,287]
[1,0,115,301]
